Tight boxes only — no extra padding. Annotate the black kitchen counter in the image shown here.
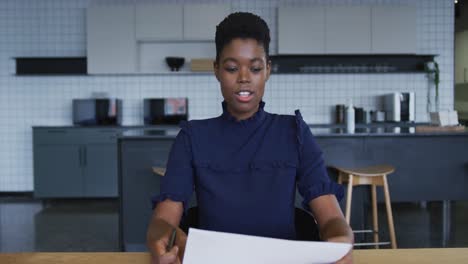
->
[119,125,468,138]
[32,125,178,129]
[118,122,468,251]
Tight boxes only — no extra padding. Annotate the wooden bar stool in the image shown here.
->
[331,165,397,249]
[152,167,166,177]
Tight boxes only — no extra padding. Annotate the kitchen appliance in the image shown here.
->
[335,104,345,124]
[144,98,188,125]
[371,110,386,122]
[383,92,415,122]
[73,98,122,126]
[355,107,365,124]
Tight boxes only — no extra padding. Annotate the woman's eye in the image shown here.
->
[251,67,263,73]
[225,67,237,73]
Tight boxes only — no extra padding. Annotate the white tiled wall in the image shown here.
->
[0,0,455,191]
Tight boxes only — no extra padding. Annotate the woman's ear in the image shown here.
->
[265,59,272,82]
[213,60,220,82]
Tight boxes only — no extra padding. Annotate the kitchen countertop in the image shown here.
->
[119,125,468,139]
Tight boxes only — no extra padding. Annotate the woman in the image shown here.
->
[147,12,353,264]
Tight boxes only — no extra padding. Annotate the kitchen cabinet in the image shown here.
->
[278,7,325,54]
[34,145,83,197]
[277,5,416,55]
[83,144,118,197]
[371,6,416,54]
[135,5,183,41]
[33,128,122,198]
[455,30,468,84]
[135,3,229,42]
[325,7,371,54]
[183,4,231,41]
[87,5,137,74]
[119,138,178,251]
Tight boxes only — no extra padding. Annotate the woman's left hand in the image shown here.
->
[327,235,353,264]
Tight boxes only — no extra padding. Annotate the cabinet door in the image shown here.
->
[278,7,325,54]
[325,7,371,54]
[87,5,137,74]
[136,4,183,41]
[34,145,83,198]
[371,6,416,54]
[455,31,468,84]
[83,144,118,197]
[183,4,230,40]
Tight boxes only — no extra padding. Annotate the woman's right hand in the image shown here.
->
[151,239,180,264]
[147,200,187,264]
[147,218,187,264]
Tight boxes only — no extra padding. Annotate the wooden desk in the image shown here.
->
[1,248,468,263]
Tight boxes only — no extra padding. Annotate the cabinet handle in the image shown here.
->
[464,68,467,83]
[83,147,87,167]
[78,147,83,167]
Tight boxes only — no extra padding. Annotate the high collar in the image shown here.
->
[221,101,266,125]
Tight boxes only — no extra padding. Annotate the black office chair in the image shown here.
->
[179,207,320,241]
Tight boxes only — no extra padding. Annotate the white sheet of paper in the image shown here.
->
[183,228,352,264]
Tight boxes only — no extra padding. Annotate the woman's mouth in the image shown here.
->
[235,91,254,103]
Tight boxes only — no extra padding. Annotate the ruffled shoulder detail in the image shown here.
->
[294,109,306,146]
[301,181,345,211]
[294,109,308,164]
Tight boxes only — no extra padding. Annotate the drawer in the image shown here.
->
[33,128,84,145]
[85,128,123,144]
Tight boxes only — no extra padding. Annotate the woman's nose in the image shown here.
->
[237,67,250,83]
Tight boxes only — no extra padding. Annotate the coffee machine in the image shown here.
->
[383,92,415,122]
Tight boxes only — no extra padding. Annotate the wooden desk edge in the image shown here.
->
[1,248,468,264]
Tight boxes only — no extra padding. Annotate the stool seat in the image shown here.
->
[152,167,166,176]
[332,165,397,249]
[330,165,395,177]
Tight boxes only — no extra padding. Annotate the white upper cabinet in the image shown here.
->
[278,7,325,54]
[325,7,371,54]
[135,4,183,41]
[371,6,416,54]
[183,4,231,41]
[87,5,137,74]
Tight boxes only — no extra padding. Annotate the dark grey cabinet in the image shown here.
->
[119,138,176,251]
[33,127,122,198]
[34,144,83,197]
[84,144,118,197]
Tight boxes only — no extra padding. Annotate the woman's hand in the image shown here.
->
[147,223,188,264]
[327,235,353,264]
[147,200,186,264]
[309,195,354,264]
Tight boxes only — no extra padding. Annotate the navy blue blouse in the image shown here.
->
[152,101,343,240]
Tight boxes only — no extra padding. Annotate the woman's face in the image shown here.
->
[214,38,271,121]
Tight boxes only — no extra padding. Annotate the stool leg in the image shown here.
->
[383,175,397,249]
[371,184,379,249]
[345,175,353,224]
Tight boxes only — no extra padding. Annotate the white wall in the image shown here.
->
[0,0,455,191]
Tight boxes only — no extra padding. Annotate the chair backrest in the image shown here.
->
[179,207,321,241]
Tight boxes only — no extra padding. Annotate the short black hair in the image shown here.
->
[215,12,270,62]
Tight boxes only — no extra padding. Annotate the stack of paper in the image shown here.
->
[183,228,352,264]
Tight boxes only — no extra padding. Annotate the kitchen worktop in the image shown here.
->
[119,125,468,138]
